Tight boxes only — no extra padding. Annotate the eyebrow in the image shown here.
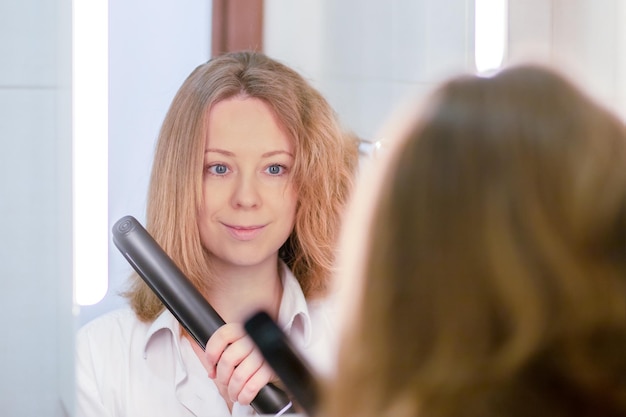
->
[204,148,294,158]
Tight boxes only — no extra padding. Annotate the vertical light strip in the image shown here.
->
[475,0,508,74]
[72,0,109,306]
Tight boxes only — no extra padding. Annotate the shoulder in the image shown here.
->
[76,307,149,357]
[78,307,144,337]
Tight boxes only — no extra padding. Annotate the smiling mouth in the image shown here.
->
[223,224,265,241]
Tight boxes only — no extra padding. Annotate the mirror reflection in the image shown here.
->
[2,0,625,415]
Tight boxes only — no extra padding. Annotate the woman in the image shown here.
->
[325,65,626,417]
[76,51,359,416]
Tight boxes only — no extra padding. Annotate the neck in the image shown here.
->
[204,257,284,323]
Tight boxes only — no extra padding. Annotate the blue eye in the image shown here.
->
[206,164,229,175]
[266,164,285,175]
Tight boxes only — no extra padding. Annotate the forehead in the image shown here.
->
[205,96,294,152]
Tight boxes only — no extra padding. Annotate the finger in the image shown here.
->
[214,336,256,385]
[205,324,247,376]
[235,362,276,406]
[225,346,265,402]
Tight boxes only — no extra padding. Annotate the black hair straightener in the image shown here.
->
[111,215,295,416]
[244,311,320,416]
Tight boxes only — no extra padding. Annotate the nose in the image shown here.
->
[231,172,261,209]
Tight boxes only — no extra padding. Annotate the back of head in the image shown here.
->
[326,65,626,417]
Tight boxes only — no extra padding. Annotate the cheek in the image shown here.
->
[196,206,211,243]
[200,181,229,211]
[283,187,298,220]
[197,189,220,235]
[197,195,212,224]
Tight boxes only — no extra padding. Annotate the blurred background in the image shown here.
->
[1,0,625,415]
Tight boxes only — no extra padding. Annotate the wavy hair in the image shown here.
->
[125,51,359,321]
[325,65,626,417]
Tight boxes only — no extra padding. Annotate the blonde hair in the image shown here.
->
[325,65,626,417]
[125,51,359,321]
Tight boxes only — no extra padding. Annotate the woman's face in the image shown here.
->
[198,96,297,271]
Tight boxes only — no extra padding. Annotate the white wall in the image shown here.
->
[508,0,626,120]
[265,0,475,143]
[0,0,74,415]
[265,0,626,144]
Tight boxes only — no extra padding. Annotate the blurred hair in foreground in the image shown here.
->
[326,64,626,417]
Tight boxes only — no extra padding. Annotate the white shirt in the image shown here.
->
[76,265,336,417]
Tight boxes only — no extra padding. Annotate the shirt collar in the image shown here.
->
[142,262,314,356]
[143,308,181,359]
[276,261,313,346]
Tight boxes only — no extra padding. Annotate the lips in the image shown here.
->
[223,224,265,241]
